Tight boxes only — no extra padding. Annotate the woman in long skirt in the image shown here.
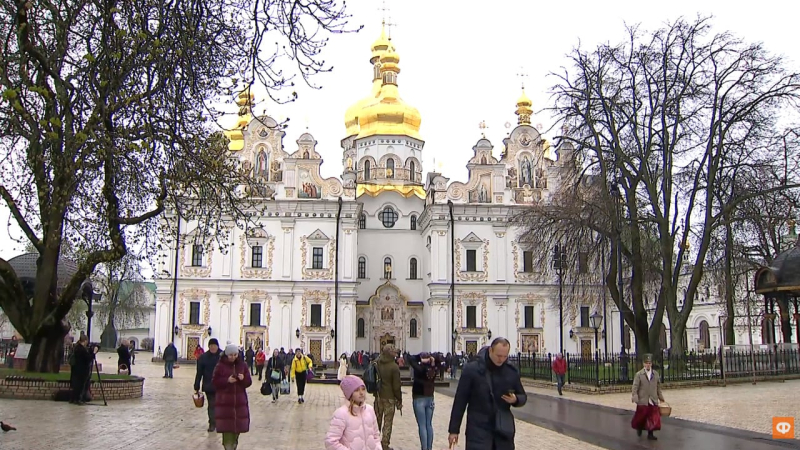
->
[631,354,666,440]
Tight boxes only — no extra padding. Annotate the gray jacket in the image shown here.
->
[631,368,665,406]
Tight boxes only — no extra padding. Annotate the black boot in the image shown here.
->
[637,429,642,436]
[647,431,657,440]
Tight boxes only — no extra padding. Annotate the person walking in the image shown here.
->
[374,345,402,450]
[163,342,178,378]
[631,354,666,441]
[255,348,266,381]
[409,352,438,450]
[129,342,136,365]
[117,340,132,375]
[245,345,255,376]
[69,335,92,405]
[325,375,382,450]
[337,353,348,382]
[290,348,313,404]
[194,338,222,432]
[448,338,528,450]
[212,344,252,450]
[551,353,566,395]
[266,348,285,403]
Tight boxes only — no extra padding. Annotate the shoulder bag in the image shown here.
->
[484,369,516,440]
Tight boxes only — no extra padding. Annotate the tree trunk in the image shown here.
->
[25,321,69,373]
[723,218,736,345]
[100,321,118,349]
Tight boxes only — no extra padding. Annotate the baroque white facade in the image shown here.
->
[152,25,749,362]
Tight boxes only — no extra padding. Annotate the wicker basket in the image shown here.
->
[192,392,205,408]
[659,403,671,417]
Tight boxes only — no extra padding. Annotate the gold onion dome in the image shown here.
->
[515,88,533,125]
[225,87,254,151]
[344,23,422,140]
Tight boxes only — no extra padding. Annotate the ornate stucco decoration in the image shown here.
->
[456,234,489,282]
[239,231,276,279]
[240,289,273,345]
[300,234,336,280]
[179,242,213,278]
[457,291,488,330]
[514,293,546,329]
[446,169,493,203]
[512,241,539,283]
[300,289,332,333]
[177,288,211,336]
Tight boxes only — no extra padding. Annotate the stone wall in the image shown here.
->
[11,358,103,372]
[0,376,144,400]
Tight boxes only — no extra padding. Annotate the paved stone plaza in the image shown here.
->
[0,355,601,450]
[523,379,800,438]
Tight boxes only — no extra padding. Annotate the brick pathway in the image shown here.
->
[0,355,601,450]
[523,379,800,439]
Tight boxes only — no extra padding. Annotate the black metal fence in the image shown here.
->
[511,346,800,386]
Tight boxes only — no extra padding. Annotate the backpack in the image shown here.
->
[363,362,381,394]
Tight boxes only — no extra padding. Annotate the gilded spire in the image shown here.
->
[515,88,532,125]
[224,86,254,151]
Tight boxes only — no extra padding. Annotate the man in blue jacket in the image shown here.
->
[194,338,222,432]
[448,338,528,450]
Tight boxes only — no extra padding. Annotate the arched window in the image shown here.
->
[699,320,710,350]
[409,319,418,338]
[409,258,418,279]
[383,257,392,279]
[358,213,366,229]
[358,256,366,279]
[357,318,365,338]
[408,161,416,181]
[410,215,417,230]
[386,159,395,178]
[364,160,371,180]
[380,207,398,228]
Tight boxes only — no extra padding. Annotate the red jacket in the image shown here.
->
[255,351,266,365]
[212,357,252,433]
[552,357,567,375]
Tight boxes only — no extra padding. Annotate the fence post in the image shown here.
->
[595,350,600,387]
[566,353,571,385]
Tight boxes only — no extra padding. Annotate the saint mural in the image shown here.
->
[297,169,321,198]
[519,155,532,187]
[478,182,489,203]
[381,306,394,321]
[256,150,269,180]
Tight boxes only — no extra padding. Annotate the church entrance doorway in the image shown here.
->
[380,333,396,349]
[309,339,322,364]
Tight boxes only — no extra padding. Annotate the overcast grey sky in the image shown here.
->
[1,0,798,261]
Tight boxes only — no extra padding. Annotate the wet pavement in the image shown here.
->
[437,383,800,449]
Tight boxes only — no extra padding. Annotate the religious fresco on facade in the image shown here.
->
[245,331,264,351]
[519,154,533,187]
[297,168,321,198]
[255,150,269,180]
[469,175,492,203]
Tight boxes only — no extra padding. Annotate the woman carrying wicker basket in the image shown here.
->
[631,354,667,441]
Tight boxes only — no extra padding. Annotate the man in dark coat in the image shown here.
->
[245,345,255,375]
[163,342,178,378]
[117,340,132,375]
[69,336,93,405]
[374,345,402,450]
[448,338,528,450]
[194,338,222,432]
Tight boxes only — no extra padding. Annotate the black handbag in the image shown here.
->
[260,381,272,396]
[484,370,516,440]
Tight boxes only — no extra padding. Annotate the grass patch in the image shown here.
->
[0,369,133,381]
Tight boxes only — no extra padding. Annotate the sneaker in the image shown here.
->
[298,398,302,404]
[207,425,215,432]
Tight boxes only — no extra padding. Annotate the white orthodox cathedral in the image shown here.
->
[152,26,739,362]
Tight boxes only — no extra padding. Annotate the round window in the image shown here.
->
[380,207,398,228]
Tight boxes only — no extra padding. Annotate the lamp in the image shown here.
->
[296,328,301,338]
[173,325,180,336]
[590,311,602,352]
[207,326,212,336]
[452,329,458,340]
[553,244,567,354]
[487,329,492,340]
[330,329,336,338]
[569,329,574,339]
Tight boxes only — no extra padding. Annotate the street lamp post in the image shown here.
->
[718,313,727,385]
[553,244,567,354]
[80,281,101,343]
[452,329,458,355]
[590,311,603,386]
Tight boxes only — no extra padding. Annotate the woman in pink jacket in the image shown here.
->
[325,375,382,450]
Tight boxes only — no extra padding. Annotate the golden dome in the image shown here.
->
[344,27,422,140]
[224,87,254,151]
[515,88,533,125]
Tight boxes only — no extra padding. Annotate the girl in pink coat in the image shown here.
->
[325,375,382,450]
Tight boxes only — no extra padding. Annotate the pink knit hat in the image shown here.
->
[340,375,365,400]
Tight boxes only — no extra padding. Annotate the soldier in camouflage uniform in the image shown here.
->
[374,344,403,450]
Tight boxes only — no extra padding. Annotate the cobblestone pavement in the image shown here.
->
[524,379,800,438]
[0,355,602,450]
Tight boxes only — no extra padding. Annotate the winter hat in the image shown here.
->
[224,344,239,356]
[340,375,365,400]
[208,338,219,347]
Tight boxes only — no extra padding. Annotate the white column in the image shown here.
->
[343,229,354,281]
[282,223,294,279]
[495,231,507,282]
[437,231,448,281]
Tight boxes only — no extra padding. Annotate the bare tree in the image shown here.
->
[0,0,357,372]
[93,254,151,348]
[522,16,800,358]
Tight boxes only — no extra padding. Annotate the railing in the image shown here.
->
[512,346,800,386]
[356,167,421,183]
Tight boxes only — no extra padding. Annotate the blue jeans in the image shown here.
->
[164,361,174,377]
[412,396,434,450]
